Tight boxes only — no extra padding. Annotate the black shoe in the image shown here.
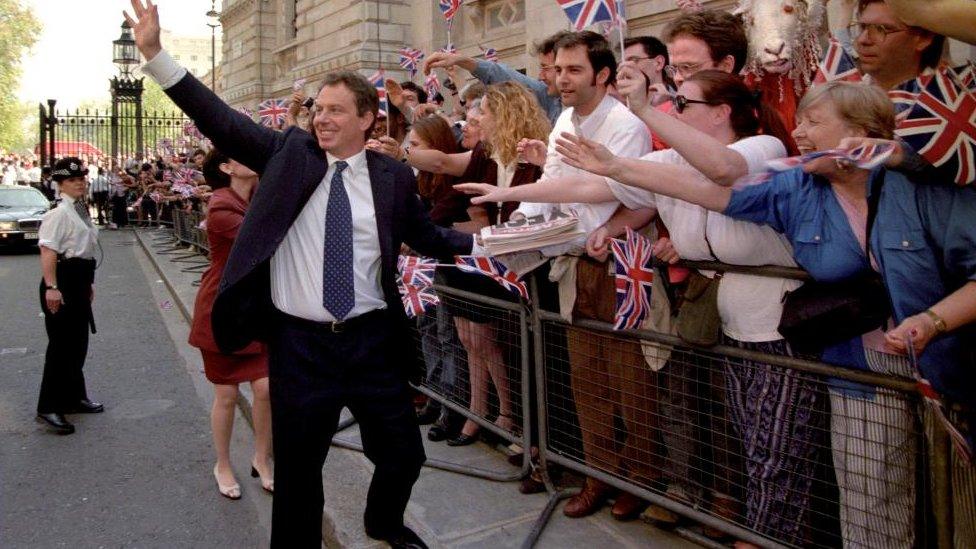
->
[446,432,479,447]
[427,423,450,442]
[415,404,440,426]
[72,399,104,413]
[36,413,75,435]
[370,526,428,549]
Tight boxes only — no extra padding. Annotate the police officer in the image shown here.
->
[36,157,103,435]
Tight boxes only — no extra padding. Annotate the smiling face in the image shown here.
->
[312,83,375,159]
[672,81,728,136]
[554,45,605,113]
[792,99,864,153]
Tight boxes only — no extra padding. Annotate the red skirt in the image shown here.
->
[201,349,269,385]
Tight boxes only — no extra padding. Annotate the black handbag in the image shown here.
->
[777,172,890,354]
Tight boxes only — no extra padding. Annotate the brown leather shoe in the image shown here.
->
[703,493,740,539]
[563,478,613,518]
[611,492,649,521]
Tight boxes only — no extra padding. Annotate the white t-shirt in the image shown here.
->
[608,135,801,342]
[516,94,651,256]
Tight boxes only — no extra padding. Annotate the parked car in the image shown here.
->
[0,185,51,248]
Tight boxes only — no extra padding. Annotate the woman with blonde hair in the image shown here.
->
[372,80,550,445]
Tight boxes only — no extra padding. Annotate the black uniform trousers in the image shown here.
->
[92,191,109,225]
[37,258,95,414]
[268,309,426,548]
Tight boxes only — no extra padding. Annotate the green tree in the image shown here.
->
[141,77,180,116]
[0,0,41,152]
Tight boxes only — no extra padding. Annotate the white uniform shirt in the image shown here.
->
[607,135,801,342]
[37,194,99,259]
[516,94,651,256]
[270,150,387,322]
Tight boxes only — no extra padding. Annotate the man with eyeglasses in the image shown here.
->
[851,0,946,91]
[423,31,570,125]
[660,10,748,88]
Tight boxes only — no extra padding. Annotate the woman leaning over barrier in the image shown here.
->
[458,70,827,544]
[188,148,274,500]
[371,81,551,446]
[552,80,976,548]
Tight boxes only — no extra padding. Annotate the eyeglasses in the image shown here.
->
[672,94,717,114]
[664,62,705,79]
[848,22,910,41]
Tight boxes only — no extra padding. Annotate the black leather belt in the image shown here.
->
[279,308,388,334]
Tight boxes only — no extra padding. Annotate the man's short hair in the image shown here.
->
[662,10,749,74]
[533,30,575,57]
[460,82,487,104]
[399,81,428,105]
[554,31,618,86]
[624,36,669,65]
[319,71,380,136]
[856,0,946,70]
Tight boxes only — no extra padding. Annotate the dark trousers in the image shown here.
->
[37,275,93,414]
[92,191,109,225]
[268,310,426,548]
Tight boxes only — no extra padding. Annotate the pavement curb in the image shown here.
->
[132,231,256,433]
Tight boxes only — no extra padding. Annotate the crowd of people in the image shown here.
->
[29,0,975,547]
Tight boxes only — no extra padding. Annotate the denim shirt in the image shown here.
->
[724,167,976,407]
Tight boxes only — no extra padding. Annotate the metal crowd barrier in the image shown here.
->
[396,262,966,549]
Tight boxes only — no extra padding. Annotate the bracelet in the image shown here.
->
[923,309,948,334]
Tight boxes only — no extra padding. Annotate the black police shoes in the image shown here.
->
[36,413,75,435]
[371,526,428,549]
[72,399,104,413]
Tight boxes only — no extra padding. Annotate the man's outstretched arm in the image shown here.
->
[125,0,279,173]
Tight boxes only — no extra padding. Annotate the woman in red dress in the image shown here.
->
[188,149,272,499]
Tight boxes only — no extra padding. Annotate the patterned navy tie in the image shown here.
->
[322,160,355,320]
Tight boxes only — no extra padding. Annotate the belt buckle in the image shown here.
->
[329,320,345,333]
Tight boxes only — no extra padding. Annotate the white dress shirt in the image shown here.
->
[271,150,387,322]
[37,195,99,259]
[516,94,651,256]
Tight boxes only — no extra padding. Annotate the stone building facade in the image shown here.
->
[215,0,735,110]
[214,0,973,111]
[161,29,223,81]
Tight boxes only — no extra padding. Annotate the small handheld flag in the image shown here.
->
[609,227,655,330]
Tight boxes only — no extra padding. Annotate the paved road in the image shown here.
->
[0,231,270,548]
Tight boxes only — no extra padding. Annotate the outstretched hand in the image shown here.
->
[454,182,505,205]
[554,132,618,177]
[517,138,547,167]
[123,0,163,60]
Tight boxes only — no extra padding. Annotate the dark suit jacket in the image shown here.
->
[161,72,473,358]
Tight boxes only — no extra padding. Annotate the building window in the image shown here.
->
[191,55,199,61]
[173,54,181,60]
[485,0,524,31]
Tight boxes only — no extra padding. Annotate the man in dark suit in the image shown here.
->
[126,2,477,547]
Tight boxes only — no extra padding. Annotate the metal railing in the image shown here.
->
[151,213,968,548]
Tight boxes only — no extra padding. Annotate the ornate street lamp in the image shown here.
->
[207,1,221,91]
[112,20,140,76]
[110,21,144,164]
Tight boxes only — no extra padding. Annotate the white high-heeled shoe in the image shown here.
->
[250,461,274,493]
[213,464,241,500]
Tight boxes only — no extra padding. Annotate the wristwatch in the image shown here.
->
[924,309,948,334]
[45,283,59,290]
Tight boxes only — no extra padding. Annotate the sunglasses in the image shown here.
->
[673,94,717,114]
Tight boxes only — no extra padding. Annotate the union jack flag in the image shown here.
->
[172,167,199,186]
[368,70,388,116]
[425,73,441,97]
[557,0,618,31]
[440,43,457,54]
[907,338,973,464]
[609,227,655,330]
[182,121,203,140]
[455,256,528,299]
[952,60,976,92]
[238,106,254,120]
[888,76,927,123]
[763,143,896,172]
[897,69,976,185]
[398,255,439,318]
[257,98,289,128]
[813,36,862,84]
[439,0,461,22]
[482,47,498,63]
[399,47,425,76]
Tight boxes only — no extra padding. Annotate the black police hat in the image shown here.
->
[51,157,89,182]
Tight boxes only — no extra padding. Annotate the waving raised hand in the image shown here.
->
[123,0,163,60]
[554,132,618,178]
